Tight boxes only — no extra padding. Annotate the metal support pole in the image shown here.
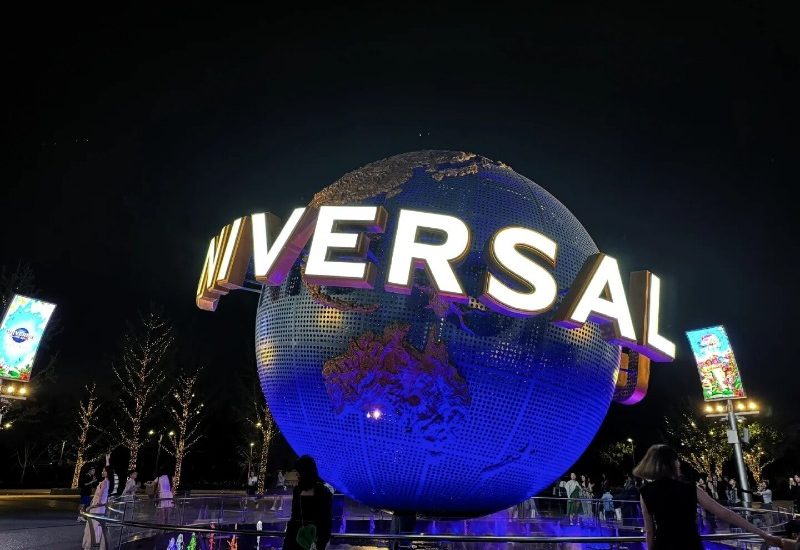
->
[153,434,163,479]
[726,399,751,507]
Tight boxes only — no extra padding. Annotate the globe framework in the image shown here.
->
[255,151,620,517]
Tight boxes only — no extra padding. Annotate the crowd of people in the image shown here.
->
[549,448,799,548]
[552,471,643,526]
[75,453,333,550]
[77,455,174,550]
[75,448,800,550]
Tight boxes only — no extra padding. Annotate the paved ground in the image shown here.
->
[0,495,84,550]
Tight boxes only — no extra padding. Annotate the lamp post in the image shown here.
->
[703,399,759,507]
[150,430,164,479]
[248,442,255,480]
[626,438,635,468]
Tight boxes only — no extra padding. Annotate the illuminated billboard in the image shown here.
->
[0,294,56,382]
[685,325,745,402]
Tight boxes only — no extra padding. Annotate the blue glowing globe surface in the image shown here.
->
[255,151,620,517]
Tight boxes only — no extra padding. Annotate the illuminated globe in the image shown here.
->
[255,151,620,516]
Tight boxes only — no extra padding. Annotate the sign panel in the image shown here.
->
[0,294,56,382]
[685,325,745,401]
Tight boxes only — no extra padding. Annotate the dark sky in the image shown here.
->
[4,4,799,449]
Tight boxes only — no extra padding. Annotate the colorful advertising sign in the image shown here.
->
[685,325,745,401]
[0,294,56,382]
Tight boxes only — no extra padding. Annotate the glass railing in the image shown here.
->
[81,492,796,549]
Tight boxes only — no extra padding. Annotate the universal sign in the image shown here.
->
[197,206,676,362]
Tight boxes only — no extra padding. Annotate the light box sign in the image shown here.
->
[0,294,56,382]
[685,325,745,401]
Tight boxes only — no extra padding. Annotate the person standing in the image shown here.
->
[564,473,581,526]
[154,466,174,524]
[277,469,287,491]
[105,454,119,499]
[580,475,594,518]
[755,480,773,510]
[122,470,139,497]
[789,475,800,513]
[600,488,615,521]
[77,465,98,522]
[81,465,111,549]
[618,478,641,527]
[247,472,258,496]
[283,456,333,550]
[707,475,720,501]
[272,469,287,511]
[635,444,785,550]
[726,478,741,506]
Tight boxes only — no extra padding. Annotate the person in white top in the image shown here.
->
[277,469,286,490]
[82,465,111,550]
[154,466,174,523]
[563,473,581,526]
[122,469,139,497]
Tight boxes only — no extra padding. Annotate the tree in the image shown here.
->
[252,396,276,495]
[662,410,730,476]
[163,369,205,490]
[70,383,102,488]
[742,421,781,484]
[599,440,635,471]
[113,306,174,471]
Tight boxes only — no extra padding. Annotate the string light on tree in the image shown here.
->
[740,421,780,484]
[112,308,174,472]
[70,383,101,489]
[663,410,729,476]
[164,368,204,491]
[252,397,276,495]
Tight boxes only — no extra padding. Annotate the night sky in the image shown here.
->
[4,4,799,471]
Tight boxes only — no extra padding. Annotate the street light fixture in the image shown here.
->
[248,442,255,480]
[149,429,166,478]
[703,399,761,507]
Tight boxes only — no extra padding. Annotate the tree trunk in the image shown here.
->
[71,454,85,489]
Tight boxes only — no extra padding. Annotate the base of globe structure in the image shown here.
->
[255,151,619,517]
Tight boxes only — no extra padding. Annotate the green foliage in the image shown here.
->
[742,421,781,483]
[662,410,729,476]
[599,441,633,467]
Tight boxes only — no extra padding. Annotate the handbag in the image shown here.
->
[295,491,317,550]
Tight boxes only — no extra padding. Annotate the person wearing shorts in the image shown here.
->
[77,466,97,521]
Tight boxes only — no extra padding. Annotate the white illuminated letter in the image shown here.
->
[304,205,388,288]
[252,208,318,285]
[553,253,638,346]
[385,209,470,301]
[479,227,558,316]
[196,225,232,312]
[628,271,676,361]
[215,216,253,290]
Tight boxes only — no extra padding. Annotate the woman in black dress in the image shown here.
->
[633,444,785,549]
[283,455,333,550]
